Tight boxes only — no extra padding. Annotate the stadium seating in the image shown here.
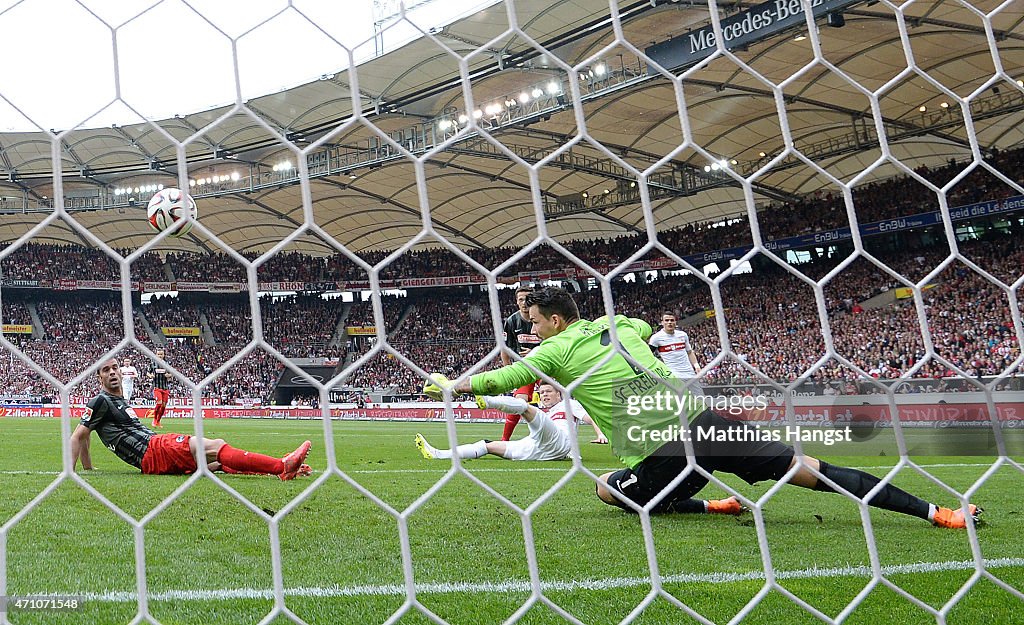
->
[1,149,1021,401]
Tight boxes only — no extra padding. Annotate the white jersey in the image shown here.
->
[542,399,588,434]
[120,365,139,401]
[649,329,697,378]
[503,399,587,462]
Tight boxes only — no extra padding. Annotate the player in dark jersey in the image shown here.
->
[148,347,170,428]
[71,357,311,479]
[499,286,542,440]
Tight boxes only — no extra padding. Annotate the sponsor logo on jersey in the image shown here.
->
[549,411,566,421]
[82,407,93,422]
[517,333,541,345]
[176,435,186,443]
[657,343,688,353]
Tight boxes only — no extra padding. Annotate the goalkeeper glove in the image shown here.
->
[423,373,453,401]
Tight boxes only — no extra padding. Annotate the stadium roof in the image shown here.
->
[0,0,1021,259]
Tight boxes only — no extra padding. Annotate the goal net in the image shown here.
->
[0,0,1021,624]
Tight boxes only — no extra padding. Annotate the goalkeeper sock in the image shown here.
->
[217,444,284,475]
[814,461,932,520]
[656,498,707,514]
[501,414,522,441]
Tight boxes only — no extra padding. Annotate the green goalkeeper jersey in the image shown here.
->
[471,315,702,468]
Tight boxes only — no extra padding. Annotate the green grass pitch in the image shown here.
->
[0,417,1020,625]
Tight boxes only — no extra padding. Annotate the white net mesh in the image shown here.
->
[0,0,1022,623]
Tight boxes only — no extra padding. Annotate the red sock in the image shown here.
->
[217,445,283,475]
[219,464,260,475]
[501,413,521,441]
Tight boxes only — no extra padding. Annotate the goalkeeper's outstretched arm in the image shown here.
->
[424,344,555,399]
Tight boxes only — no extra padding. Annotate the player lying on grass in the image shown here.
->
[71,358,312,480]
[416,382,610,461]
[424,287,981,528]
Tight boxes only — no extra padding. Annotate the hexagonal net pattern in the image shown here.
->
[0,1,1021,624]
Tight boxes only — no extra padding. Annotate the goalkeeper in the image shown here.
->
[424,287,980,527]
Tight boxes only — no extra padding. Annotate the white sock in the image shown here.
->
[429,443,452,459]
[927,503,937,522]
[454,440,489,460]
[482,395,528,415]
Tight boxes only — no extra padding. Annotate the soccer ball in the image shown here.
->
[147,188,198,238]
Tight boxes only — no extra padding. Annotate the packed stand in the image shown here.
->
[5,293,147,397]
[131,251,170,282]
[0,242,168,283]
[320,146,1024,282]
[143,294,204,329]
[344,290,512,394]
[4,146,1024,289]
[5,146,1024,401]
[1,300,32,325]
[257,251,325,283]
[165,251,256,282]
[680,240,1022,385]
[201,297,252,345]
[345,294,409,331]
[260,294,343,358]
[759,149,1024,240]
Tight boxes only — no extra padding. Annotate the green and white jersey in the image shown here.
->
[472,315,701,468]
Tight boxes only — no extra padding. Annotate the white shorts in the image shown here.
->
[503,412,572,461]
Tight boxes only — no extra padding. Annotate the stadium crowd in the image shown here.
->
[0,243,165,283]
[2,233,1020,400]
[0,291,349,403]
[1,147,1022,402]
[2,147,1022,288]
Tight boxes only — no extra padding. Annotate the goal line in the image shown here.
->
[32,557,1024,604]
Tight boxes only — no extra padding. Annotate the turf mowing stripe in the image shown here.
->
[39,557,1024,602]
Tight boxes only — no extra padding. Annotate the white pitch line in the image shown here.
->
[0,463,1002,477]
[342,462,1003,475]
[35,557,1024,603]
